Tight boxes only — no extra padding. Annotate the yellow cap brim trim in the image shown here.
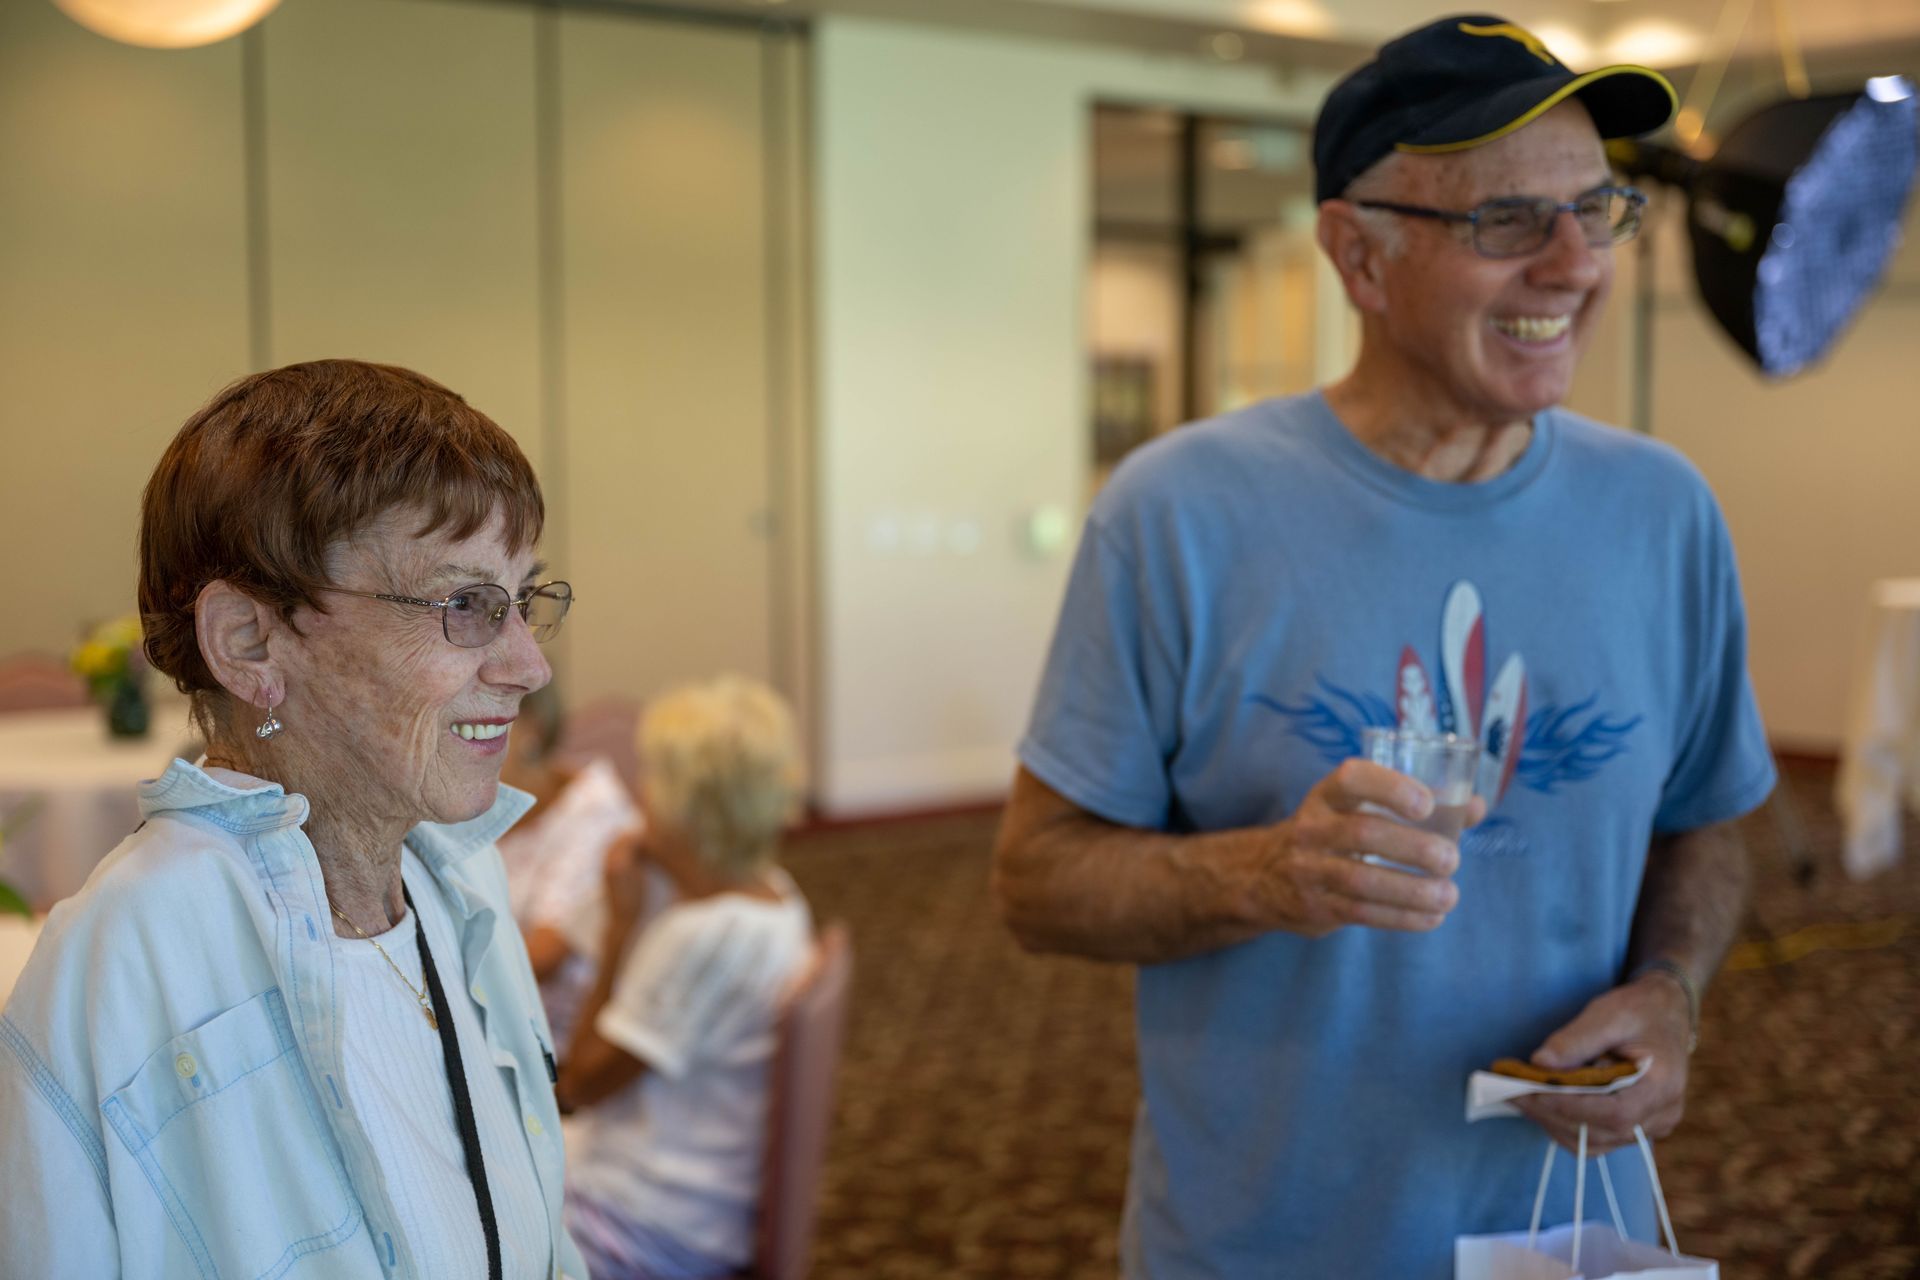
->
[1393,65,1678,156]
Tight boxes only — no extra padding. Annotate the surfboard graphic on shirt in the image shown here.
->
[1251,578,1641,823]
[1397,646,1440,736]
[1478,653,1528,804]
[1438,580,1485,740]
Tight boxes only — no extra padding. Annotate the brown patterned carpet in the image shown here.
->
[780,759,1920,1279]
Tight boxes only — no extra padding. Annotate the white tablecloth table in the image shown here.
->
[0,700,197,909]
[1835,577,1920,879]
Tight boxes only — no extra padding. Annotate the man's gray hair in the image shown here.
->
[1341,152,1412,259]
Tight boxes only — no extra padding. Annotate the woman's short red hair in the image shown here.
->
[139,359,544,695]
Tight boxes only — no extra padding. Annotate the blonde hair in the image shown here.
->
[640,675,803,878]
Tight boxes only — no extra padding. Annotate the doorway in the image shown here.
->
[1089,104,1340,481]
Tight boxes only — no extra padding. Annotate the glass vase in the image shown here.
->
[105,672,150,739]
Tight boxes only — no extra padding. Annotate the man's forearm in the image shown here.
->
[993,763,1466,962]
[992,806,1273,965]
[1628,820,1751,1001]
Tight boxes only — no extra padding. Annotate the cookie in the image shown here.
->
[1489,1056,1638,1088]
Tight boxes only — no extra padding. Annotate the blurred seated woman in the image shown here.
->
[0,360,587,1279]
[497,683,643,1047]
[557,676,813,1280]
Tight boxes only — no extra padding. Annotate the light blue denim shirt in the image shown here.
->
[0,759,589,1280]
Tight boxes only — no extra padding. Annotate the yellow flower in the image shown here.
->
[71,641,121,679]
[99,616,144,653]
[70,614,142,682]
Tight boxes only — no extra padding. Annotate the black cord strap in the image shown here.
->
[406,886,504,1280]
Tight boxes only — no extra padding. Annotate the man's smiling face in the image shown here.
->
[1370,100,1618,425]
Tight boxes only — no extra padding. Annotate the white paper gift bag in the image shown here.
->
[1456,1125,1719,1280]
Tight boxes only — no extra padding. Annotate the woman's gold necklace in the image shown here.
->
[329,903,438,1030]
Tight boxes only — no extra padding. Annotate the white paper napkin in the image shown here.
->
[1465,1059,1650,1122]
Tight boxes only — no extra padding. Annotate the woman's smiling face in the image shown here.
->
[276,505,554,829]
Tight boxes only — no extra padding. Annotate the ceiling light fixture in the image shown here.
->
[51,0,280,49]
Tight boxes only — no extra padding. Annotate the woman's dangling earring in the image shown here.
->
[256,698,284,741]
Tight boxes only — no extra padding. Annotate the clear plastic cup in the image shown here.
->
[1360,727,1481,842]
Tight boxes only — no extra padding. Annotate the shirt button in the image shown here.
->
[473,985,488,1005]
[525,1114,545,1137]
[174,1053,198,1079]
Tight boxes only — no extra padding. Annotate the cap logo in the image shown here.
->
[1457,21,1556,65]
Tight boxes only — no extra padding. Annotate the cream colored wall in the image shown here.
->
[0,1,803,730]
[556,10,777,704]
[0,3,250,660]
[812,17,1338,812]
[764,33,820,793]
[1559,242,1635,431]
[262,0,544,463]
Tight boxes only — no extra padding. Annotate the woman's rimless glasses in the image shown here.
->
[328,581,574,648]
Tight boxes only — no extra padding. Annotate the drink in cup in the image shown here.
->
[1358,728,1480,862]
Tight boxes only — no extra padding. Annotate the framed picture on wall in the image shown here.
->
[1092,355,1157,467]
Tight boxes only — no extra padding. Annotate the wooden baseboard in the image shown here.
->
[1770,743,1840,768]
[791,797,1005,838]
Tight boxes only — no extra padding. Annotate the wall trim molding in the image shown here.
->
[818,743,1018,817]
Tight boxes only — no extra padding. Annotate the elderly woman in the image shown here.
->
[0,360,588,1280]
[556,675,814,1280]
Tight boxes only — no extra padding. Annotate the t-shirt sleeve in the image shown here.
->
[594,906,759,1079]
[1018,517,1183,830]
[1652,496,1777,833]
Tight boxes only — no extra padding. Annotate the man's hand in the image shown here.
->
[1251,758,1483,937]
[1512,971,1694,1153]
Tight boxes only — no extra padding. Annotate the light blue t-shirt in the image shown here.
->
[1019,391,1775,1279]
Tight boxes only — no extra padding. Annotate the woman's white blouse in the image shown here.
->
[334,849,555,1280]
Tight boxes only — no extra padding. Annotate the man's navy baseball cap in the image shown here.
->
[1313,14,1677,203]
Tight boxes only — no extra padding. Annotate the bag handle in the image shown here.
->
[1527,1125,1591,1271]
[1596,1151,1627,1241]
[1525,1123,1682,1268]
[1634,1124,1682,1256]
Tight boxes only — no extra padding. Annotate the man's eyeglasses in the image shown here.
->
[1355,185,1648,259]
[328,581,574,648]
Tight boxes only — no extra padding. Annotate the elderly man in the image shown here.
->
[993,14,1773,1277]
